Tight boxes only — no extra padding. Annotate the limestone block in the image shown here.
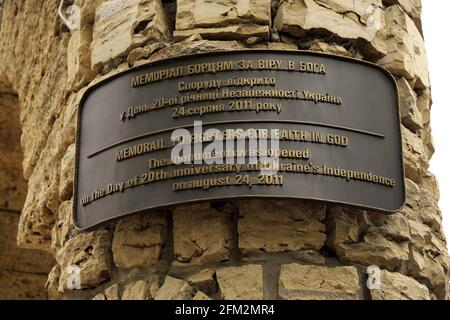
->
[187,268,217,295]
[127,42,167,66]
[122,276,160,300]
[397,77,423,131]
[193,291,212,300]
[175,0,271,40]
[45,265,62,300]
[216,265,264,300]
[417,89,432,126]
[365,212,410,242]
[370,270,430,300]
[149,39,245,62]
[173,204,232,264]
[174,24,270,42]
[112,213,167,269]
[51,200,75,254]
[382,0,422,32]
[275,0,386,59]
[91,0,172,70]
[57,230,113,291]
[154,276,194,300]
[59,144,75,202]
[326,207,409,271]
[105,284,120,300]
[378,5,429,89]
[308,41,355,58]
[239,199,326,255]
[402,125,428,183]
[420,126,435,160]
[407,249,449,300]
[92,293,106,300]
[421,171,439,200]
[18,115,73,251]
[67,28,96,91]
[279,264,361,300]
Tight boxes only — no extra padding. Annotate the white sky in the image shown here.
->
[422,1,450,242]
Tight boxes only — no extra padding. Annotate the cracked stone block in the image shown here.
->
[275,0,387,59]
[175,0,271,41]
[378,5,429,89]
[239,199,326,255]
[279,264,361,300]
[112,213,167,269]
[91,0,172,70]
[216,265,264,300]
[173,203,232,264]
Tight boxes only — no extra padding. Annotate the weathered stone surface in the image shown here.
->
[0,93,27,212]
[176,0,271,41]
[370,270,430,300]
[149,39,245,62]
[45,265,62,300]
[397,77,423,131]
[279,264,361,300]
[67,29,96,92]
[407,250,449,300]
[112,213,167,269]
[365,212,411,242]
[216,265,264,300]
[66,0,103,91]
[174,24,270,42]
[0,1,70,186]
[421,171,440,200]
[0,269,48,300]
[382,0,422,32]
[401,179,443,234]
[18,113,73,250]
[326,207,409,271]
[402,125,428,183]
[378,5,429,89]
[275,0,386,59]
[92,293,106,300]
[187,268,217,295]
[154,276,194,300]
[193,291,212,300]
[51,200,75,254]
[420,126,435,160]
[105,284,120,300]
[122,276,160,300]
[0,211,54,273]
[91,0,172,70]
[239,199,326,254]
[59,144,75,202]
[57,230,112,291]
[307,41,355,58]
[127,43,167,66]
[173,204,232,264]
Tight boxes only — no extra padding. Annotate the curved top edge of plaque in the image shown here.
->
[73,49,406,231]
[78,49,399,102]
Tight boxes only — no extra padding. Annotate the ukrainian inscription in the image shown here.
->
[75,50,405,230]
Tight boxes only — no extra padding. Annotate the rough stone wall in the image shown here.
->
[0,92,54,299]
[0,0,448,300]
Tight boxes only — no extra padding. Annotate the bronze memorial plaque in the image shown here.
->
[74,50,405,230]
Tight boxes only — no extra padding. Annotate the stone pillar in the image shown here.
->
[0,0,448,300]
